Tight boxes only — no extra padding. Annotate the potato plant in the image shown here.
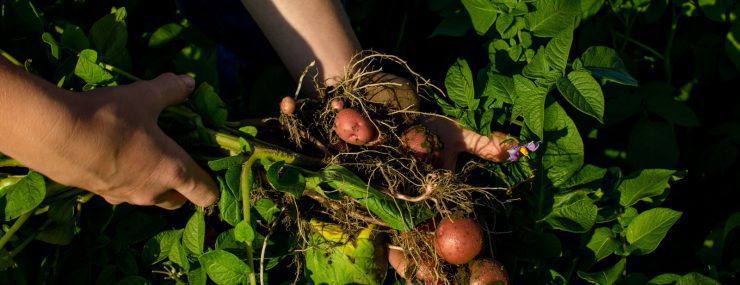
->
[1,0,740,284]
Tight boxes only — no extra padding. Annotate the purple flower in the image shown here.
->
[525,141,541,152]
[507,146,521,162]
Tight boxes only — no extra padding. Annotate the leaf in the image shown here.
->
[525,0,579,37]
[234,221,255,244]
[217,177,241,226]
[559,165,607,189]
[190,83,228,127]
[675,272,721,285]
[577,258,626,285]
[148,23,184,48]
[238,126,258,137]
[544,191,598,233]
[254,198,281,224]
[626,208,682,255]
[545,26,574,73]
[207,155,245,171]
[578,46,638,86]
[542,100,585,187]
[648,273,681,285]
[727,21,740,69]
[461,0,499,35]
[698,0,734,22]
[627,119,679,169]
[89,7,128,61]
[306,224,387,285]
[586,227,620,261]
[482,73,515,107]
[169,239,190,271]
[431,11,471,37]
[513,75,548,139]
[61,23,90,51]
[74,49,113,85]
[556,71,605,123]
[188,265,208,285]
[0,172,46,221]
[445,58,476,108]
[42,33,60,60]
[183,211,206,256]
[523,47,551,79]
[142,229,183,265]
[199,250,250,285]
[645,93,699,127]
[265,161,306,197]
[618,169,681,207]
[581,0,606,19]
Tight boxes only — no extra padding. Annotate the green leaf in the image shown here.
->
[188,265,208,285]
[482,73,515,107]
[265,161,306,197]
[42,32,60,60]
[645,93,699,127]
[199,250,250,285]
[217,177,241,226]
[445,58,476,108]
[578,46,638,86]
[618,169,681,207]
[577,258,626,285]
[234,221,255,244]
[168,239,190,271]
[523,47,551,79]
[89,7,128,61]
[183,211,206,256]
[254,198,281,224]
[648,273,681,285]
[461,0,499,35]
[626,208,682,255]
[542,100,584,186]
[495,14,526,39]
[238,126,258,137]
[559,165,607,189]
[545,26,574,73]
[675,272,721,285]
[525,0,579,37]
[306,226,387,285]
[207,155,246,171]
[556,70,605,123]
[36,199,76,245]
[74,49,113,85]
[0,172,46,221]
[586,227,620,261]
[148,23,184,48]
[544,191,598,233]
[114,276,151,285]
[61,24,90,51]
[190,82,228,128]
[698,0,734,22]
[581,0,606,19]
[142,229,183,265]
[513,75,548,139]
[727,21,740,69]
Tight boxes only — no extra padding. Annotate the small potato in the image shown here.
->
[469,259,509,285]
[434,218,484,265]
[280,96,296,115]
[388,248,440,283]
[401,125,443,160]
[334,108,378,145]
[330,98,345,111]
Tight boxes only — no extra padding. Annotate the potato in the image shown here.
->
[364,73,420,111]
[469,259,509,285]
[330,98,345,111]
[401,125,442,160]
[434,218,484,265]
[334,108,378,145]
[388,248,440,283]
[280,96,296,115]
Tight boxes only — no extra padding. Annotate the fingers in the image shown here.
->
[155,190,188,210]
[158,137,220,208]
[142,73,196,112]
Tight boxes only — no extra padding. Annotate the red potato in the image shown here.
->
[434,218,484,265]
[334,108,378,145]
[330,98,345,111]
[468,259,509,285]
[280,96,296,115]
[388,248,440,283]
[401,125,443,161]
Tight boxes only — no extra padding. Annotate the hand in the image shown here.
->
[0,68,219,209]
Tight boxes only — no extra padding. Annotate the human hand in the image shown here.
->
[2,72,218,209]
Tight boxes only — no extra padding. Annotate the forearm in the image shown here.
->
[0,58,79,166]
[241,0,361,86]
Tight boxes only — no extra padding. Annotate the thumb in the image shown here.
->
[144,73,196,112]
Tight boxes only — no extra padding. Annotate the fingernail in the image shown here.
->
[179,75,195,90]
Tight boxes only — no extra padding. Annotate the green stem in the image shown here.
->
[101,63,143,81]
[612,31,664,60]
[241,158,257,285]
[210,131,322,167]
[0,158,23,167]
[664,8,679,84]
[0,212,33,250]
[0,49,22,66]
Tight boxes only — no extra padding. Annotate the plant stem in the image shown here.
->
[0,158,23,167]
[241,158,258,285]
[664,8,679,84]
[211,131,322,168]
[0,212,32,250]
[612,31,664,60]
[101,63,143,81]
[0,49,22,66]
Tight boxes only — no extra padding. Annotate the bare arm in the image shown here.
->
[0,58,218,209]
[241,0,361,86]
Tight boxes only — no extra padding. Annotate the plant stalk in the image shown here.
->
[241,158,258,285]
[0,212,33,250]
